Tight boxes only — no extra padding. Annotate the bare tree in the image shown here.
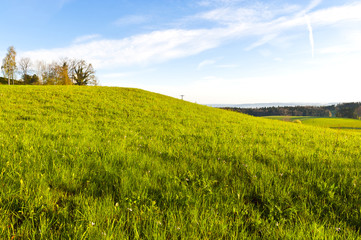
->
[1,46,17,85]
[35,60,46,84]
[42,62,59,85]
[3,55,98,86]
[88,76,99,86]
[69,59,95,85]
[18,57,32,84]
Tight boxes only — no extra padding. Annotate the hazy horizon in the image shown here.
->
[206,102,339,108]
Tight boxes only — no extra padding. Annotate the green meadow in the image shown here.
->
[1,86,361,239]
[265,116,361,132]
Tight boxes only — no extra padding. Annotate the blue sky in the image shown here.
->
[1,0,361,104]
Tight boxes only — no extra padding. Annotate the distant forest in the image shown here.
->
[222,102,361,119]
[0,76,34,85]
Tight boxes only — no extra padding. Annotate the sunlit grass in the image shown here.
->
[265,115,361,132]
[1,86,361,239]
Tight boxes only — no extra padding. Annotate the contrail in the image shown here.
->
[305,15,314,58]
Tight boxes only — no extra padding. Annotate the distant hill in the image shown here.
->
[1,86,361,239]
[207,102,336,108]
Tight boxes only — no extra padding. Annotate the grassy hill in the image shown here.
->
[1,86,361,239]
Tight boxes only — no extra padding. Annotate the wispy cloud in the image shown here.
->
[58,0,73,9]
[23,28,231,69]
[197,59,216,70]
[245,34,278,51]
[22,1,361,70]
[113,15,149,27]
[217,64,238,68]
[244,1,361,50]
[100,72,132,79]
[310,2,361,25]
[197,0,242,7]
[319,30,361,54]
[196,7,262,25]
[298,0,323,16]
[73,34,101,44]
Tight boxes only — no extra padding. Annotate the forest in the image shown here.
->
[222,102,361,119]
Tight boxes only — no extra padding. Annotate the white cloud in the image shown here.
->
[298,0,323,16]
[73,34,101,44]
[246,34,278,51]
[197,7,261,25]
[196,3,302,25]
[103,45,361,104]
[21,1,361,70]
[100,72,131,79]
[137,56,361,104]
[319,30,361,54]
[22,27,240,69]
[197,0,242,7]
[197,59,216,70]
[244,1,361,51]
[113,15,149,26]
[217,64,238,68]
[310,2,361,25]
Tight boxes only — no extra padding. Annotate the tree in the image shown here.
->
[22,74,40,85]
[35,60,46,85]
[57,59,72,85]
[1,51,98,86]
[1,46,17,85]
[70,59,95,85]
[18,57,32,84]
[42,62,58,85]
[41,60,73,85]
[29,74,40,85]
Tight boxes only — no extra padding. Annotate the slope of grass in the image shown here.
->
[1,86,361,239]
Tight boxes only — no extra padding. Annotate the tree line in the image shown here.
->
[222,102,361,119]
[1,46,97,86]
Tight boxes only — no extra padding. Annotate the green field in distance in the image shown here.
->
[264,116,361,131]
